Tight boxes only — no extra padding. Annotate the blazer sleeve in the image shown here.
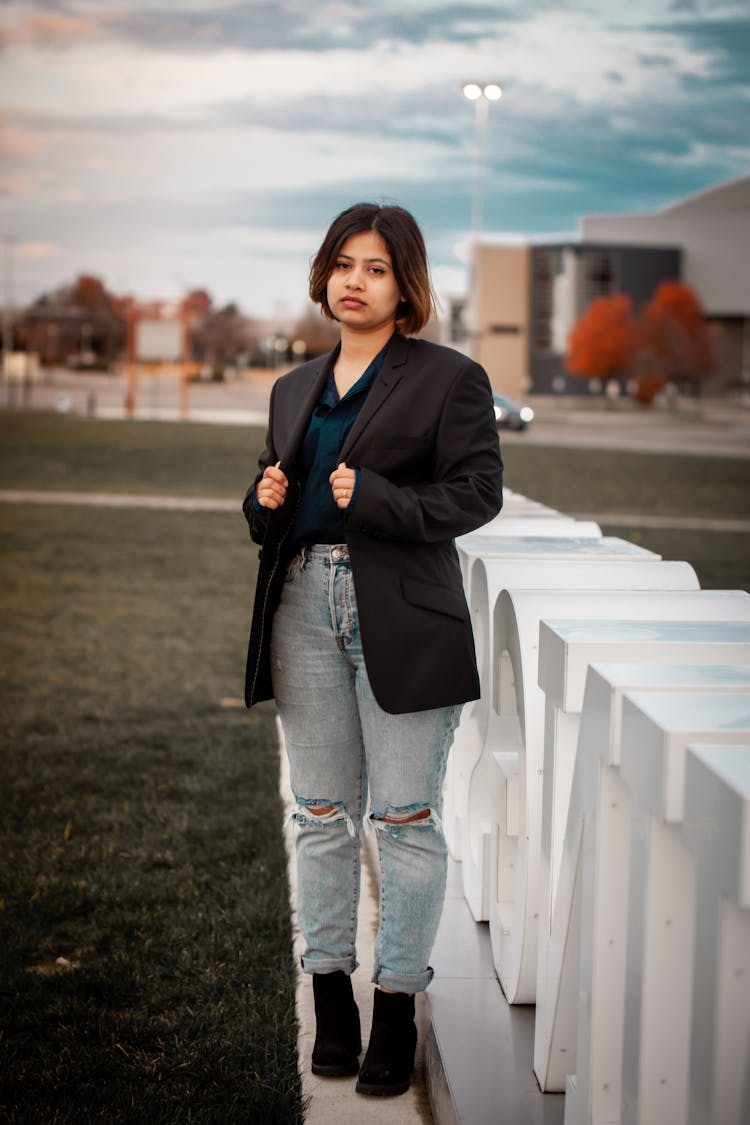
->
[242,381,279,545]
[345,358,503,543]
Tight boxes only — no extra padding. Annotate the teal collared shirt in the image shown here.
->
[287,338,392,548]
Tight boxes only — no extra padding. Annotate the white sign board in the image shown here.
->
[135,319,183,362]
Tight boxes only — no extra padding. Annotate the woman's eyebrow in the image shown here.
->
[338,253,391,266]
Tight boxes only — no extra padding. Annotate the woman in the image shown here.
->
[243,203,503,1097]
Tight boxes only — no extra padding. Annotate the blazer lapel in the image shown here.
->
[339,334,411,462]
[278,345,337,472]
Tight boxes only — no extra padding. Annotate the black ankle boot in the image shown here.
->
[356,988,417,1096]
[311,971,361,1076]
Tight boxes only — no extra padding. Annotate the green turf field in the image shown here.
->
[1,419,302,1123]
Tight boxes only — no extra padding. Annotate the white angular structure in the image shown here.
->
[430,487,750,1125]
[476,588,750,1001]
[681,743,750,1125]
[445,543,689,861]
[534,659,750,1120]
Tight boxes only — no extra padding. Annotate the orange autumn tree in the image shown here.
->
[635,281,714,399]
[566,283,714,404]
[565,293,635,385]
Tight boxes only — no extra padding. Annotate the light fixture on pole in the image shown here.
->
[462,82,503,239]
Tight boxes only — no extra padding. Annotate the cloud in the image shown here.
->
[17,240,62,260]
[0,111,83,196]
[78,1,515,54]
[84,154,146,174]
[2,0,749,316]
[0,116,44,161]
[0,176,38,196]
[0,9,101,50]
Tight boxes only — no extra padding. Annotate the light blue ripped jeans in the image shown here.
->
[270,544,461,994]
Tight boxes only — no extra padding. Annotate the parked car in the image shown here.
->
[492,392,535,431]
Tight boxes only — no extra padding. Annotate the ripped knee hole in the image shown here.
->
[305,810,427,828]
[292,798,358,837]
[379,808,430,825]
[370,805,441,833]
[305,806,428,824]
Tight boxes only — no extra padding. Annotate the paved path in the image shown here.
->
[0,488,239,511]
[501,416,750,459]
[2,489,748,533]
[572,511,750,532]
[278,723,433,1125]
[5,366,750,458]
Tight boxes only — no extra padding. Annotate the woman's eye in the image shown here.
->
[335,261,349,270]
[370,267,384,276]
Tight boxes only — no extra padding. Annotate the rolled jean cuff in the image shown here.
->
[372,964,434,994]
[301,953,359,977]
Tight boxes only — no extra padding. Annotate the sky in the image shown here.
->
[1,0,749,321]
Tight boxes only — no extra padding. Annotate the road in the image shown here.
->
[4,365,749,458]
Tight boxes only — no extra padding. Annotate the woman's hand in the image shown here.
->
[329,462,357,510]
[256,461,288,509]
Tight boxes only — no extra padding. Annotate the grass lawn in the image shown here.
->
[1,437,303,1121]
[502,441,750,592]
[0,413,251,498]
[501,440,750,522]
[1,411,748,1122]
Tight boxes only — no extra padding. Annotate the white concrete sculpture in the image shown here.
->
[681,743,750,1125]
[532,658,750,1113]
[617,692,750,1125]
[447,537,673,860]
[436,485,750,1125]
[478,589,750,1005]
[463,515,603,540]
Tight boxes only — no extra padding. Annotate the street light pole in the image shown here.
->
[462,82,503,241]
[461,83,502,359]
[2,235,15,377]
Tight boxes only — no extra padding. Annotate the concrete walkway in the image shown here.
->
[2,490,749,535]
[0,488,238,511]
[4,365,750,458]
[278,722,433,1124]
[279,719,565,1125]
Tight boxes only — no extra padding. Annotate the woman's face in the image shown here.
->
[326,230,404,334]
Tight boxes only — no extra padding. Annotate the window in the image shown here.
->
[583,252,614,305]
[533,250,556,352]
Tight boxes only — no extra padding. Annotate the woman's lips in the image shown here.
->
[341,297,365,308]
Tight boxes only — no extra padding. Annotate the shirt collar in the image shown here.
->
[322,334,395,406]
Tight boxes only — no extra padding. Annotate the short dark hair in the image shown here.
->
[309,202,437,336]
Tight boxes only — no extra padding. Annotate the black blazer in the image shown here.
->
[242,333,503,714]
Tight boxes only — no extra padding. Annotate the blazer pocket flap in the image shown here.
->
[401,576,468,621]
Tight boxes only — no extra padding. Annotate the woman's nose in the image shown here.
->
[345,267,364,289]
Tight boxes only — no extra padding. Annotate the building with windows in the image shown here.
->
[581,174,750,397]
[530,242,681,395]
[456,173,750,397]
